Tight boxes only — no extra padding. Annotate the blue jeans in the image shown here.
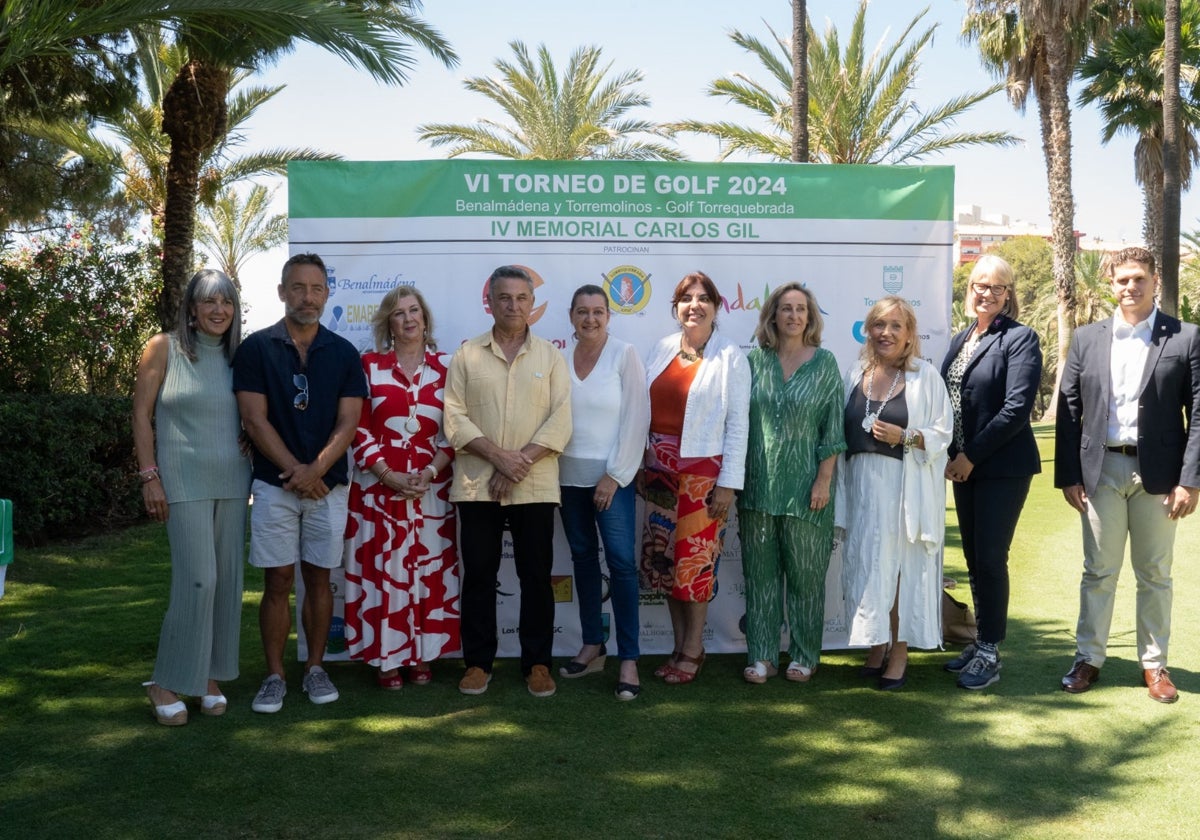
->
[559,483,640,660]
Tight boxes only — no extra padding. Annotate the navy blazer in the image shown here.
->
[1055,311,1200,496]
[940,315,1042,479]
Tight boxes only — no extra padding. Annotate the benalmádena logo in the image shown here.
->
[603,265,651,315]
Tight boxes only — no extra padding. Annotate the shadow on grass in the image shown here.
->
[2,521,1195,839]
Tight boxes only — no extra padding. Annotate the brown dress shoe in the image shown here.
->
[1144,667,1179,703]
[1062,660,1100,693]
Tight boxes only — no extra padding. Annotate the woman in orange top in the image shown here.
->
[640,271,750,683]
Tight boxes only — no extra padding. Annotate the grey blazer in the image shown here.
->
[1055,311,1200,497]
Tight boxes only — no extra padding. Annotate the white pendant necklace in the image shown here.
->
[395,351,424,436]
[862,364,903,432]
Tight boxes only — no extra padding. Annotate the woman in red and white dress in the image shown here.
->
[344,286,459,689]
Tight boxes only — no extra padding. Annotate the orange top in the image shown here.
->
[649,356,700,436]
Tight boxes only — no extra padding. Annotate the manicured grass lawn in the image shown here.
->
[2,424,1198,838]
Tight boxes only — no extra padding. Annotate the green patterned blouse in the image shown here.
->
[739,346,847,525]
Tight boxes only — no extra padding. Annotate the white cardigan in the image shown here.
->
[834,357,953,553]
[645,330,750,490]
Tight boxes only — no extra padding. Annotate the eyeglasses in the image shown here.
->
[970,282,1009,296]
[293,373,309,411]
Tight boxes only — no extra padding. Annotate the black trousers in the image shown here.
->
[457,501,556,676]
[952,475,1033,645]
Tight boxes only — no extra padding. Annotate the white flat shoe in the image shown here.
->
[200,693,228,716]
[143,681,187,726]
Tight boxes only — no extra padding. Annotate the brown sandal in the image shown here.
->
[663,651,705,685]
[653,651,682,678]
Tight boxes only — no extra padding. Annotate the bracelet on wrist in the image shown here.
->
[137,466,160,484]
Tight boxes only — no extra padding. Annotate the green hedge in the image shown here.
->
[0,394,141,545]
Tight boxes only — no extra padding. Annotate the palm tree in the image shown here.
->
[0,1,457,327]
[1165,0,1185,314]
[416,41,683,161]
[671,0,1019,164]
[792,0,808,162]
[1077,0,1200,277]
[157,3,455,326]
[962,0,1095,416]
[195,183,287,285]
[16,30,337,240]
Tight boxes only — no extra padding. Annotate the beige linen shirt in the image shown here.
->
[444,328,572,505]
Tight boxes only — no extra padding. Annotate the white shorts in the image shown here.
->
[248,479,348,569]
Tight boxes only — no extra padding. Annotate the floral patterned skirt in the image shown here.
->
[639,432,725,602]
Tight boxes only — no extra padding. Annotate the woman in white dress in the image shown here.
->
[836,296,952,690]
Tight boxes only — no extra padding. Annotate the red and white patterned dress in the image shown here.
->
[344,349,460,670]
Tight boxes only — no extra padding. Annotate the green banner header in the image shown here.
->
[289,160,953,222]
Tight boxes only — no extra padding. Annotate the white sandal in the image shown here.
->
[143,681,187,726]
[743,661,778,684]
[200,693,228,716]
[785,662,816,683]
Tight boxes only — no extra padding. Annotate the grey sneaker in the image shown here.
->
[251,674,287,713]
[957,654,1001,690]
[944,643,977,673]
[302,665,340,705]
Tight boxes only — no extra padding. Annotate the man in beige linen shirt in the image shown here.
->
[444,265,571,698]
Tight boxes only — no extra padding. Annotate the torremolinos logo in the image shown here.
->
[481,264,548,325]
[603,265,651,315]
[882,265,904,294]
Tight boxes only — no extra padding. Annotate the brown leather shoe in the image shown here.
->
[1061,660,1100,693]
[1144,667,1179,703]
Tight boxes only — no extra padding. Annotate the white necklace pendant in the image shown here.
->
[862,412,877,432]
[404,415,420,435]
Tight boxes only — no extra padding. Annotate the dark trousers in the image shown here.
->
[457,501,556,676]
[952,475,1033,645]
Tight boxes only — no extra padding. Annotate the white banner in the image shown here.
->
[289,159,953,659]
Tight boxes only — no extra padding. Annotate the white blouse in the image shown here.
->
[560,336,650,488]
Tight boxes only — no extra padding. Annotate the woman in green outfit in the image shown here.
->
[738,284,846,683]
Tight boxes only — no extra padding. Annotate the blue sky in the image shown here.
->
[235,0,1187,323]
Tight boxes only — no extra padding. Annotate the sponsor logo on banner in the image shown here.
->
[852,320,868,344]
[603,265,651,314]
[883,265,904,294]
[323,267,414,336]
[481,263,548,325]
[551,575,573,603]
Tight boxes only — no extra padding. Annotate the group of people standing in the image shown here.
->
[134,245,1197,725]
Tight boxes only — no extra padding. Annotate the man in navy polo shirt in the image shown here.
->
[233,252,367,713]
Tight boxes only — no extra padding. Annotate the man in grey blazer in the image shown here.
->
[1055,246,1200,703]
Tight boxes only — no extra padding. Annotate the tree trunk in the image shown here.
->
[1040,27,1078,422]
[1162,0,1182,316]
[1143,177,1164,275]
[159,58,231,329]
[791,0,808,163]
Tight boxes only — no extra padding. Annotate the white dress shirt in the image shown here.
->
[1107,307,1156,446]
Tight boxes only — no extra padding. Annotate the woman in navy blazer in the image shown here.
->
[940,255,1043,690]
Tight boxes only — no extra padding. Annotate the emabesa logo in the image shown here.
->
[603,265,651,314]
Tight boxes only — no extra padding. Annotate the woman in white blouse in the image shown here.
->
[558,284,650,700]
